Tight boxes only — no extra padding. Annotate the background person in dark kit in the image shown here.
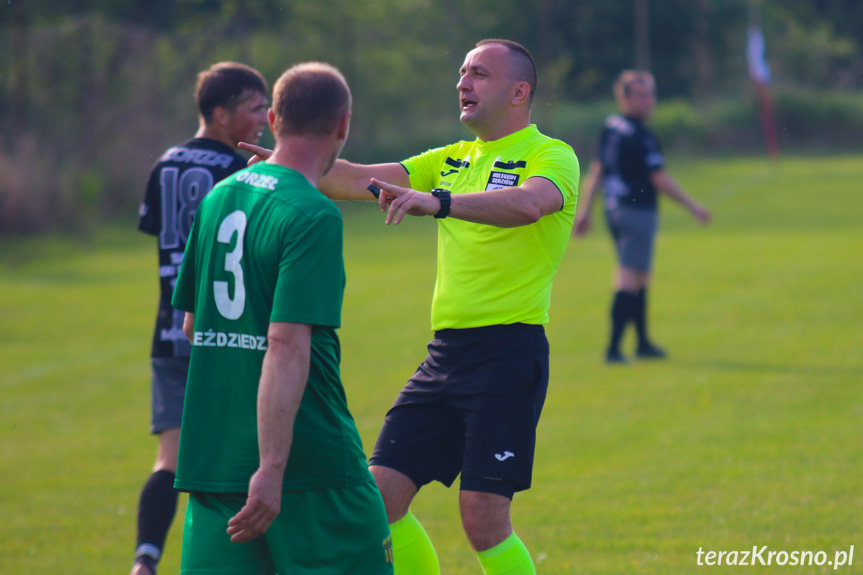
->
[132,61,268,575]
[573,69,711,364]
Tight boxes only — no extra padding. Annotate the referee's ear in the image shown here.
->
[511,81,531,108]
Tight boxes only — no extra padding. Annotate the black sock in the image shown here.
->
[634,288,649,346]
[609,290,637,353]
[135,469,178,569]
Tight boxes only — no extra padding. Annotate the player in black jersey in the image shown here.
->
[574,70,710,364]
[132,62,268,575]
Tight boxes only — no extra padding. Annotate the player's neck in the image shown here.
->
[195,123,236,150]
[622,111,649,123]
[266,136,337,188]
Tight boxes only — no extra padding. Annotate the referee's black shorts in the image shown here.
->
[369,323,549,499]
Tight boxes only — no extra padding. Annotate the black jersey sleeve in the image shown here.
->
[636,129,665,173]
[138,167,162,236]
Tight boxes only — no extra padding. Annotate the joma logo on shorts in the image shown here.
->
[494,451,515,461]
[382,535,394,563]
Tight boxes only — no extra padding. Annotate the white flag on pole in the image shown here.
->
[747,26,771,84]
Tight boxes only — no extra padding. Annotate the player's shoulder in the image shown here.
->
[524,128,577,162]
[251,164,340,214]
[604,114,637,136]
[403,139,474,173]
[532,130,574,151]
[156,137,244,171]
[438,139,476,158]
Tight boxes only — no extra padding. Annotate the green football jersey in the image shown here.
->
[401,125,580,330]
[172,162,370,493]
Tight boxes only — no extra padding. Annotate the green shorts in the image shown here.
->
[180,480,394,575]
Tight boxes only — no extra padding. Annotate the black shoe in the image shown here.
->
[636,342,667,359]
[605,349,627,364]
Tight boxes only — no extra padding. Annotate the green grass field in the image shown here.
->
[2,155,862,574]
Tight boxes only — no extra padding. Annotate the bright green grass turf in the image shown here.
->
[1,156,862,574]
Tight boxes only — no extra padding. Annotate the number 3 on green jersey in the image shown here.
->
[214,210,247,320]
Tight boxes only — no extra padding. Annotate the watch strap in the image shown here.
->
[431,188,451,219]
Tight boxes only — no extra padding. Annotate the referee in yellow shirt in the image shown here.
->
[243,39,578,575]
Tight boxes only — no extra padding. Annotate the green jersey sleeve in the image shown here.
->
[172,213,199,313]
[270,210,344,328]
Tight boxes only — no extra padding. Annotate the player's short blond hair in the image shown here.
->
[271,62,351,138]
[613,69,655,104]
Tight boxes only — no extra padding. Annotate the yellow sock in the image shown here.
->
[476,533,536,575]
[390,511,440,575]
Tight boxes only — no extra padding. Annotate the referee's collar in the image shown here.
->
[475,124,538,150]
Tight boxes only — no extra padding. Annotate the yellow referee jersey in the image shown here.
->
[401,125,580,330]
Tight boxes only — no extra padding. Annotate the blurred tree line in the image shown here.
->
[1,0,861,234]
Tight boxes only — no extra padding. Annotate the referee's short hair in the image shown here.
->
[476,38,537,105]
[614,69,655,102]
[195,62,268,123]
[271,62,351,138]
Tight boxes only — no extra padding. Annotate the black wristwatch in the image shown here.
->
[430,188,451,219]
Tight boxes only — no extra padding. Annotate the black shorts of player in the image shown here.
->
[369,323,549,500]
[604,205,658,273]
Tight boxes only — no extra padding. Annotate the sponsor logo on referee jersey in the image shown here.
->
[440,156,470,177]
[485,171,520,191]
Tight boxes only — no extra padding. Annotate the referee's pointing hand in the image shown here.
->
[371,178,441,225]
